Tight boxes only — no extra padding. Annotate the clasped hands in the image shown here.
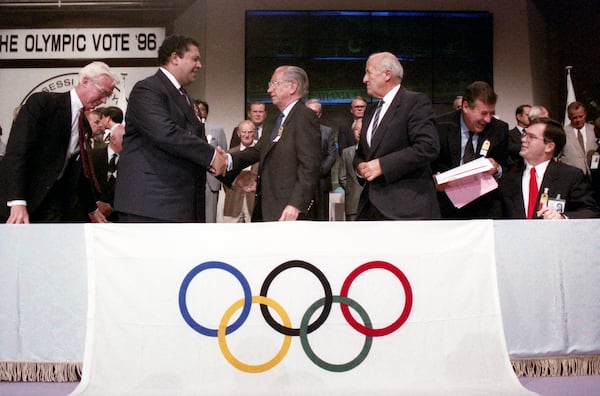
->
[209,146,229,176]
[357,159,382,181]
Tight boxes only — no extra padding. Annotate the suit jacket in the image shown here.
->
[499,160,599,219]
[0,91,96,221]
[507,126,524,170]
[319,124,337,193]
[559,124,598,175]
[432,110,509,219]
[114,70,214,222]
[224,101,321,221]
[339,145,363,217]
[337,122,355,155]
[223,144,258,217]
[205,124,227,192]
[91,147,115,205]
[354,87,440,219]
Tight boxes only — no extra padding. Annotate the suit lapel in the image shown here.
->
[368,89,403,156]
[156,70,203,130]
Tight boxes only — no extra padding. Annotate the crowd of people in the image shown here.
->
[1,34,599,224]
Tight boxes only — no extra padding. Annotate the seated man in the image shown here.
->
[499,118,599,219]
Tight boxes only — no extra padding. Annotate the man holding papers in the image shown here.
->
[432,81,509,219]
[499,118,599,219]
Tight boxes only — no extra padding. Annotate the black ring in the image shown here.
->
[260,260,333,336]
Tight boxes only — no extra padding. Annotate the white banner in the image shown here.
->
[72,222,534,396]
[0,28,165,60]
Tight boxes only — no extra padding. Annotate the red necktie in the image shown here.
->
[78,108,102,193]
[527,167,538,219]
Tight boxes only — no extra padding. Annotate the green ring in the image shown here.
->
[299,295,373,372]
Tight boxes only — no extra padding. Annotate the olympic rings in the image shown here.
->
[260,260,332,336]
[300,296,373,372]
[340,261,413,337]
[178,260,413,372]
[219,296,292,373]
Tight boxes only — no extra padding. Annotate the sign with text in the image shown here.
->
[0,28,165,59]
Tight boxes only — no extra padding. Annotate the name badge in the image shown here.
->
[479,139,491,156]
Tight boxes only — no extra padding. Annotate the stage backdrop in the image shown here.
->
[70,221,533,396]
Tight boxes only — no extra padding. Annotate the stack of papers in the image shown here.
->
[434,157,498,209]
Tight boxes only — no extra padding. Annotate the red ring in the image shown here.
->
[340,261,412,337]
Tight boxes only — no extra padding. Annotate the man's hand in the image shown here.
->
[433,172,446,192]
[485,158,500,175]
[279,205,300,221]
[88,209,109,223]
[537,206,566,220]
[356,159,382,181]
[209,146,228,176]
[96,201,113,218]
[6,205,29,224]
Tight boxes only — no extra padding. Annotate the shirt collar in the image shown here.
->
[160,67,182,90]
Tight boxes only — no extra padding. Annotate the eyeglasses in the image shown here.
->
[521,131,550,143]
[239,130,256,135]
[268,80,292,88]
[93,83,113,98]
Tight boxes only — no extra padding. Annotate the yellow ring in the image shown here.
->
[218,296,292,373]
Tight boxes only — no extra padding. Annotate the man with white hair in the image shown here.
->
[0,61,119,223]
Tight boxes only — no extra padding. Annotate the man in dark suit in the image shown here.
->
[230,101,267,149]
[499,118,599,219]
[91,123,125,222]
[354,52,440,220]
[337,96,367,155]
[339,119,363,220]
[507,104,531,171]
[432,81,509,219]
[114,35,227,223]
[223,65,321,222]
[0,61,119,223]
[306,99,336,221]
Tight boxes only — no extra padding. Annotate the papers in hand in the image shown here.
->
[435,157,498,209]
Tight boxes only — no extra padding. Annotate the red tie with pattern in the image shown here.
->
[527,167,538,219]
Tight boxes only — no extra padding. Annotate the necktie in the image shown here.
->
[108,153,118,182]
[78,108,102,193]
[270,112,284,141]
[527,167,539,219]
[371,100,384,136]
[463,132,477,163]
[180,87,192,107]
[577,129,585,152]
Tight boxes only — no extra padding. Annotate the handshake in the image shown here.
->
[208,145,229,176]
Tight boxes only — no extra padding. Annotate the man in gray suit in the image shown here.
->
[196,99,227,223]
[339,119,363,220]
[114,35,227,222]
[559,101,597,178]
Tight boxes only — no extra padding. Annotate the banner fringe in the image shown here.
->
[0,361,82,382]
[511,355,600,377]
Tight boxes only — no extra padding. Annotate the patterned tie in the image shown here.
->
[527,167,539,219]
[371,100,384,136]
[270,112,284,141]
[462,132,477,163]
[78,108,102,193]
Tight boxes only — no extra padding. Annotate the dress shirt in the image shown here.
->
[522,160,551,216]
[459,115,479,165]
[572,125,589,151]
[366,84,399,146]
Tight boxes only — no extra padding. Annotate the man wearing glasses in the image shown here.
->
[338,96,367,155]
[0,61,119,223]
[499,118,599,219]
[223,65,321,221]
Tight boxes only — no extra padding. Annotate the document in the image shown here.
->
[435,157,498,208]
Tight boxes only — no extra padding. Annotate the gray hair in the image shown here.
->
[276,65,309,98]
[369,52,404,83]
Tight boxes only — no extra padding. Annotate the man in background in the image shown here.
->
[559,101,597,178]
[230,101,267,148]
[337,96,367,155]
[507,104,531,171]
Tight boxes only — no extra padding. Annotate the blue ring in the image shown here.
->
[178,261,252,337]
